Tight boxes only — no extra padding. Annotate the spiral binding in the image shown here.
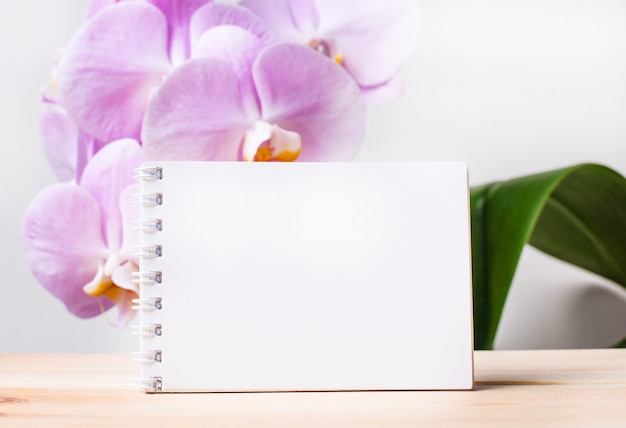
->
[133,219,163,232]
[132,297,162,311]
[132,350,162,364]
[133,192,163,207]
[134,245,162,258]
[131,324,162,337]
[134,376,163,393]
[133,166,163,181]
[132,271,162,286]
[133,164,165,392]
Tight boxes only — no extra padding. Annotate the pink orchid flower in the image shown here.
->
[22,139,142,324]
[56,1,275,145]
[57,1,215,144]
[240,0,420,104]
[142,24,366,162]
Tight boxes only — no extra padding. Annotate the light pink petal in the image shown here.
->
[142,58,251,161]
[194,26,265,117]
[119,183,140,265]
[315,0,420,87]
[75,131,106,182]
[360,72,406,106]
[190,3,274,52]
[80,139,143,250]
[57,2,171,143]
[287,0,319,35]
[86,0,117,19]
[147,0,213,64]
[40,106,79,182]
[239,0,306,42]
[40,106,105,182]
[22,184,110,318]
[253,44,366,161]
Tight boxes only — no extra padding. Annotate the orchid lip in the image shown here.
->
[83,263,113,297]
[242,121,302,162]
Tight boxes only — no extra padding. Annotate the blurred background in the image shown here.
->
[1,0,626,352]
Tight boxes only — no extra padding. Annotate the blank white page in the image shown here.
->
[137,162,473,392]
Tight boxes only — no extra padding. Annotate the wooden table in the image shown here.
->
[1,350,625,427]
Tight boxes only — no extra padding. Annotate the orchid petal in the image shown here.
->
[142,58,251,161]
[239,0,306,42]
[80,139,143,250]
[22,184,110,318]
[57,2,171,143]
[194,25,264,71]
[40,106,105,182]
[119,183,141,265]
[253,44,365,161]
[40,106,79,182]
[75,131,105,183]
[190,3,273,53]
[86,0,117,19]
[194,25,265,117]
[147,0,213,65]
[287,0,319,35]
[360,72,406,106]
[314,0,420,87]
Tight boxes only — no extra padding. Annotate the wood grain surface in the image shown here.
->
[1,350,625,427]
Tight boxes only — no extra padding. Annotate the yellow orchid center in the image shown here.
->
[84,276,127,306]
[83,258,138,301]
[84,276,115,297]
[242,121,302,162]
[83,263,114,297]
[84,270,134,317]
[83,259,139,326]
[308,39,343,65]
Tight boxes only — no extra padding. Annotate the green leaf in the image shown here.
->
[470,164,626,350]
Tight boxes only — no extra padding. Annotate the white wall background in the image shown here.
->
[1,0,626,353]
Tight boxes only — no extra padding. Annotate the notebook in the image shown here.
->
[132,162,474,392]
